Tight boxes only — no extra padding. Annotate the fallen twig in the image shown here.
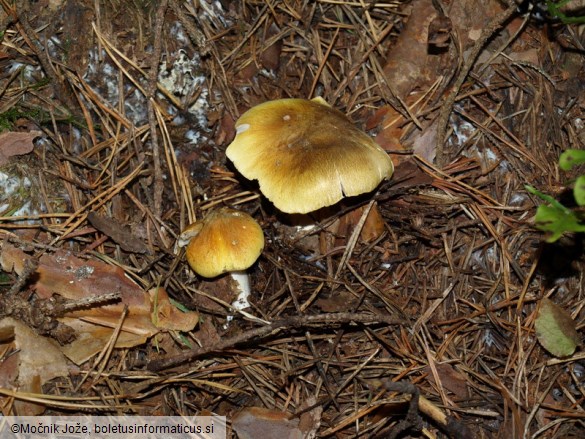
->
[147,0,168,219]
[378,380,473,439]
[146,312,404,371]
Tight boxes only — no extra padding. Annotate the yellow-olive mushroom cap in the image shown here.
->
[226,97,394,214]
[183,208,264,278]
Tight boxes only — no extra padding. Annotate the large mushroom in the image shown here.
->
[226,97,394,214]
[179,208,264,309]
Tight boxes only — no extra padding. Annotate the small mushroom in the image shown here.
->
[226,97,394,214]
[179,208,264,308]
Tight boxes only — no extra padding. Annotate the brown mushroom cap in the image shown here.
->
[226,97,394,214]
[183,208,264,278]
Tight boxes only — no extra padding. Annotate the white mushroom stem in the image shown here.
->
[226,271,270,327]
[230,270,251,311]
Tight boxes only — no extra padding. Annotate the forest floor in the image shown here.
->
[1,0,585,438]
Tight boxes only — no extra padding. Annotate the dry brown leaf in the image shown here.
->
[388,159,434,192]
[410,120,438,163]
[0,242,198,364]
[150,287,199,332]
[508,49,540,65]
[381,0,505,128]
[213,111,236,146]
[259,23,282,70]
[233,402,321,439]
[232,407,302,439]
[370,106,405,155]
[87,212,150,254]
[0,318,69,415]
[335,202,386,244]
[297,396,322,439]
[360,203,386,243]
[196,275,241,312]
[315,290,359,313]
[382,0,450,100]
[423,363,469,400]
[0,131,41,166]
[427,14,452,48]
[59,319,154,365]
[447,0,505,49]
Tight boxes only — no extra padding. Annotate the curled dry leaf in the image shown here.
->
[427,14,452,48]
[410,120,439,164]
[87,212,150,254]
[233,402,321,439]
[0,131,41,166]
[333,202,386,244]
[0,242,198,364]
[150,287,199,332]
[0,317,69,415]
[382,0,448,100]
[259,23,283,71]
[233,407,301,439]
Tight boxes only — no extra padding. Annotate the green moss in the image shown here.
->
[547,0,585,24]
[0,107,46,132]
[0,271,11,284]
[0,104,90,133]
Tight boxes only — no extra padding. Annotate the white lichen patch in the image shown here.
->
[83,48,149,125]
[0,171,29,197]
[158,47,211,141]
[452,119,477,148]
[185,129,203,144]
[7,62,41,82]
[0,170,38,219]
[169,21,189,45]
[84,49,118,100]
[158,49,205,98]
[188,87,210,130]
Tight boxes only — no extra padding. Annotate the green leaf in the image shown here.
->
[559,149,585,171]
[169,297,191,313]
[533,204,585,242]
[535,298,581,358]
[176,332,193,349]
[525,185,571,214]
[575,175,585,206]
